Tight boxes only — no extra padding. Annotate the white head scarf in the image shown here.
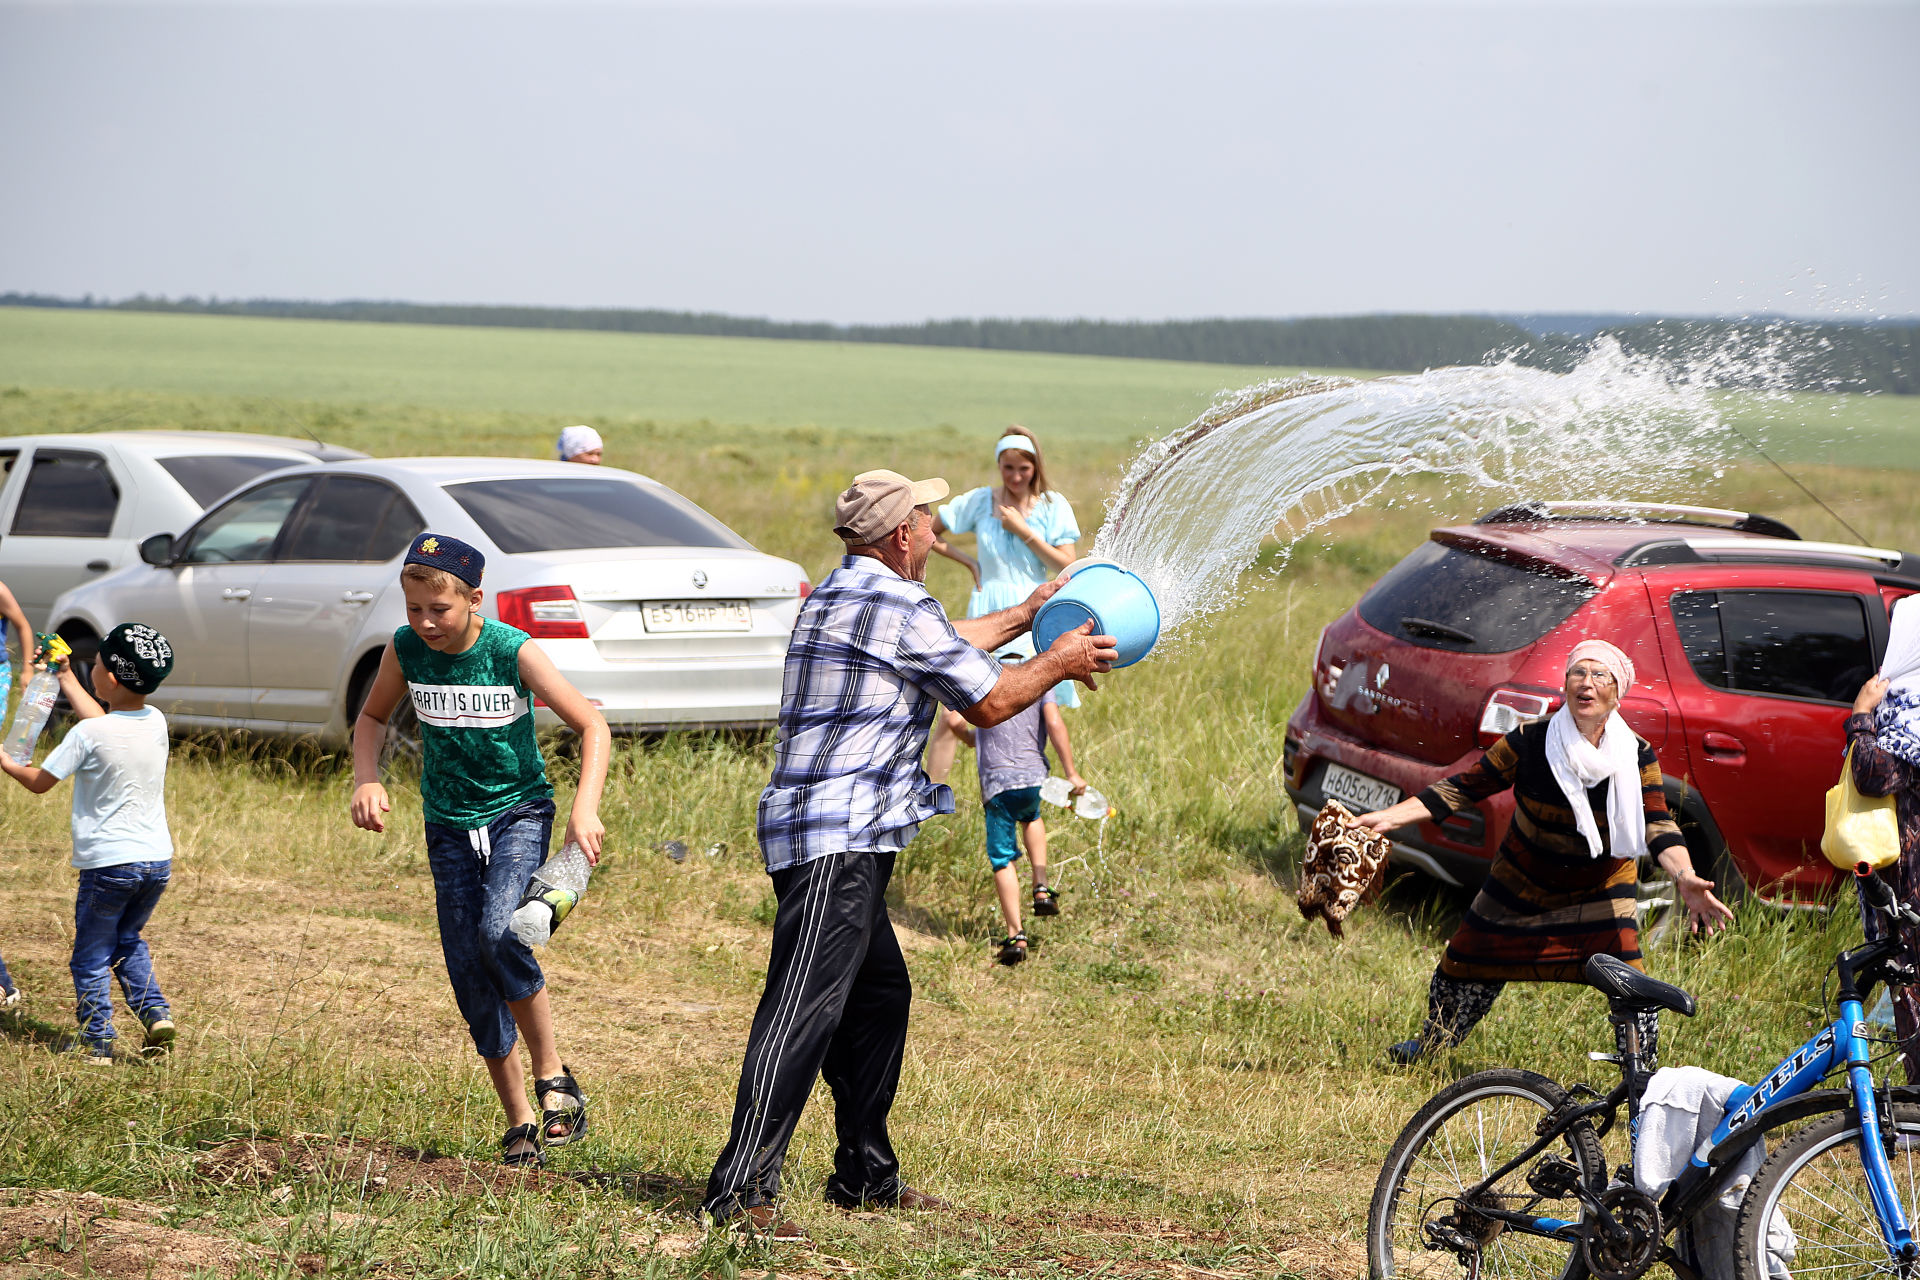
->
[1545,638,1648,860]
[1877,596,1920,768]
[556,425,604,461]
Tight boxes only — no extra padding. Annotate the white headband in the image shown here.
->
[995,434,1035,458]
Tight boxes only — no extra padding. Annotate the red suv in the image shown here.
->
[1283,502,1920,902]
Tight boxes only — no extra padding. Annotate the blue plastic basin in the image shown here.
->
[1032,562,1160,668]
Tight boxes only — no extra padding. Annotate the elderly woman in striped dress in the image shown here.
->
[1357,639,1734,1064]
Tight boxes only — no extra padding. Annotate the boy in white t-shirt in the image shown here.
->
[0,623,177,1064]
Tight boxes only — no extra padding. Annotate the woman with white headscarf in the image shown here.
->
[1848,596,1920,1083]
[556,425,604,465]
[1357,638,1734,1063]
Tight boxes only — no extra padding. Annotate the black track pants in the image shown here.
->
[703,850,911,1217]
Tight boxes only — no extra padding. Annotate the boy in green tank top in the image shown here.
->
[349,534,612,1168]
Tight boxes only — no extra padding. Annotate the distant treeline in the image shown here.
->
[6,292,1915,395]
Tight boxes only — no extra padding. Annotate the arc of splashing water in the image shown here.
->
[1099,376,1360,537]
[1091,345,1738,643]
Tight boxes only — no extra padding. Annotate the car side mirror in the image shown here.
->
[139,533,176,566]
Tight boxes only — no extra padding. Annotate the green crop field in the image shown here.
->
[0,306,1315,445]
[0,311,1918,1279]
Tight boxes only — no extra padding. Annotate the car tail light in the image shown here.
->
[798,579,811,599]
[1478,686,1561,746]
[497,586,590,639]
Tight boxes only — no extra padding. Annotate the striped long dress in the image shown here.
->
[1420,719,1686,982]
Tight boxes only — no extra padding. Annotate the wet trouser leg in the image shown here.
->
[1418,971,1506,1051]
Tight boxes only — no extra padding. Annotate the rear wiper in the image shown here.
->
[1401,616,1476,645]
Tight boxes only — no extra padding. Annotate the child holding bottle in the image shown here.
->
[952,652,1088,965]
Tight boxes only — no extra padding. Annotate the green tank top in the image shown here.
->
[393,619,552,830]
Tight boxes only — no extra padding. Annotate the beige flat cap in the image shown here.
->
[833,469,950,543]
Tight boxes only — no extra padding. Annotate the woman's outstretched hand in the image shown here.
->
[1674,871,1735,935]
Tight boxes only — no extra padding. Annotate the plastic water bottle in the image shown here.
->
[4,634,71,765]
[1073,787,1113,820]
[1039,776,1073,807]
[509,842,594,947]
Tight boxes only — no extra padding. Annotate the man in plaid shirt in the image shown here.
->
[704,469,1116,1237]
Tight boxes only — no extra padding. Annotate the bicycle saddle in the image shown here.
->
[1585,954,1697,1017]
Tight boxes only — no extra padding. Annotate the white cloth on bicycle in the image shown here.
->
[1634,1066,1795,1280]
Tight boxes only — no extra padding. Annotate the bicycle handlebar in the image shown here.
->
[1857,864,1920,929]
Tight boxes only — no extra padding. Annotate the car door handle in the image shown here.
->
[342,591,376,604]
[86,560,110,573]
[222,588,252,601]
[1702,731,1746,764]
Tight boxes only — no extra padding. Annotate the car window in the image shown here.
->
[178,478,311,565]
[1355,541,1599,654]
[1671,589,1874,703]
[446,477,750,554]
[9,448,119,538]
[0,449,16,479]
[278,477,425,563]
[158,455,302,507]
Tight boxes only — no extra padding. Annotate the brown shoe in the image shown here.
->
[735,1204,809,1242]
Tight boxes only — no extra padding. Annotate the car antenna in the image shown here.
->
[71,408,136,434]
[1723,421,1870,545]
[260,398,331,453]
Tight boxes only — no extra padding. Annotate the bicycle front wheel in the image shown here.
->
[1734,1101,1920,1280]
[1368,1068,1606,1280]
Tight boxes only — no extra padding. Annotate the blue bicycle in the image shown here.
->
[1367,867,1920,1280]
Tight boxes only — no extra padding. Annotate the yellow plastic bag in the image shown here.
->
[1822,745,1902,872]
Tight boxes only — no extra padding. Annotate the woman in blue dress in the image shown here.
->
[925,429,1083,783]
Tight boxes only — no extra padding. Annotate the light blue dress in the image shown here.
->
[938,487,1083,706]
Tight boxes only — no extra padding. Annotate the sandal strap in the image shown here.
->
[534,1066,586,1108]
[501,1122,544,1165]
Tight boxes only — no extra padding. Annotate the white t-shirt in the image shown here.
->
[41,707,174,869]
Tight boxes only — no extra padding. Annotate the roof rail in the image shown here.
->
[1475,500,1799,541]
[1683,537,1906,567]
[1617,537,1913,570]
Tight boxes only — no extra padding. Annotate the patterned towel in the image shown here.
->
[1298,800,1392,937]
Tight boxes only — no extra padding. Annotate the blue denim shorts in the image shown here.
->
[984,786,1043,870]
[423,798,555,1059]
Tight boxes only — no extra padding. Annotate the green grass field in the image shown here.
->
[0,311,1917,1279]
[0,306,1319,444]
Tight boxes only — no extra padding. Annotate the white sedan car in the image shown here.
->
[48,458,809,741]
[0,431,362,629]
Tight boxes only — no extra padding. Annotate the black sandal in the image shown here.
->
[535,1066,590,1147]
[501,1122,545,1168]
[995,932,1029,966]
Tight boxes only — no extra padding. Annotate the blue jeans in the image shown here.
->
[423,798,553,1059]
[72,860,171,1044]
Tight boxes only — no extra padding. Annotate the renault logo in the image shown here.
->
[692,570,708,590]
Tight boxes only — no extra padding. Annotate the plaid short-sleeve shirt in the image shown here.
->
[756,556,1002,871]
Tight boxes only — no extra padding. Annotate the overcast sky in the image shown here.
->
[1,1,1913,324]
